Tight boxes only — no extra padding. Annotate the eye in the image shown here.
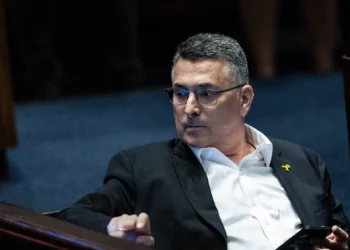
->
[174,89,188,97]
[197,89,216,96]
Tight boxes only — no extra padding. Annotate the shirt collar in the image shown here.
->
[188,124,273,167]
[244,124,273,167]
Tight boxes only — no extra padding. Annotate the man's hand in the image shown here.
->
[311,225,349,250]
[107,213,154,247]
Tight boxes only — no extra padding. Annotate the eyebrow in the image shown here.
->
[173,83,216,89]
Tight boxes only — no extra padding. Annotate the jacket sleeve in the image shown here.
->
[316,153,350,233]
[55,151,136,234]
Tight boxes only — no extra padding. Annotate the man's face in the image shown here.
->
[172,58,252,148]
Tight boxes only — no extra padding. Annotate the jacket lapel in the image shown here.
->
[171,140,227,242]
[270,151,317,226]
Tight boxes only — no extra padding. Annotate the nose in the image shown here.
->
[185,93,201,117]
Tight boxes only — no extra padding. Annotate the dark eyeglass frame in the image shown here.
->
[164,83,247,106]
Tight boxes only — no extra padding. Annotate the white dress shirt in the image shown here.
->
[189,124,302,250]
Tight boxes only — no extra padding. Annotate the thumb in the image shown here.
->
[136,213,151,235]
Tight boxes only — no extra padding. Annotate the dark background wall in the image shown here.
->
[5,0,344,101]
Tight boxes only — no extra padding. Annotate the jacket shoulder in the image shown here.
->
[270,137,318,155]
[111,138,182,160]
[269,137,322,167]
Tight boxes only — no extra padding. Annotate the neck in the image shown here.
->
[217,128,255,165]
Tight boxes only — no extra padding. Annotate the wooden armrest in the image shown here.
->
[41,210,61,217]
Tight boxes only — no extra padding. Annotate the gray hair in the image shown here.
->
[171,33,249,85]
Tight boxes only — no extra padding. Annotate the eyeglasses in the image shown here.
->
[164,83,247,106]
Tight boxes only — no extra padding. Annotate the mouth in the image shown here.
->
[185,125,205,128]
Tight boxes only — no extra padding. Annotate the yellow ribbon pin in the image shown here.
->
[282,164,291,172]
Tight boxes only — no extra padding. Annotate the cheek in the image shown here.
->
[173,107,183,124]
[209,102,241,127]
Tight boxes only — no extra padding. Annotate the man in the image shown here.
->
[56,33,349,250]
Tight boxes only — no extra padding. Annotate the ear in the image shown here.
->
[240,85,254,117]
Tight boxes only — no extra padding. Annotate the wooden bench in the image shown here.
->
[0,201,152,249]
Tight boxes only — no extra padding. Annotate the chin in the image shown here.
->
[182,135,208,148]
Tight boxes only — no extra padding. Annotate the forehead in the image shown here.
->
[172,58,232,87]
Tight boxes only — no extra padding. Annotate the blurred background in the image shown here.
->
[0,0,349,219]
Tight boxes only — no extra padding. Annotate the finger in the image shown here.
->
[311,238,345,250]
[325,233,335,240]
[136,213,151,235]
[120,214,138,231]
[135,235,155,247]
[332,226,349,240]
[108,228,126,239]
[107,217,126,238]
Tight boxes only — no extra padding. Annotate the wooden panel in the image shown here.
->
[0,201,154,250]
[0,0,17,149]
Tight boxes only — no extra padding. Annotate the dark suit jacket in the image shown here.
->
[56,138,349,250]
